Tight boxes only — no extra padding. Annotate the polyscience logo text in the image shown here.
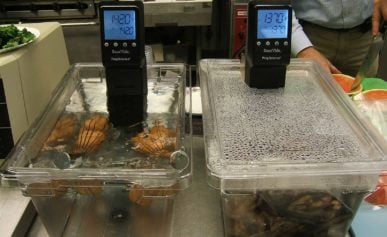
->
[111,57,131,61]
[261,56,281,60]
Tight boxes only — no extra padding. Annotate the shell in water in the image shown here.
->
[71,179,103,195]
[128,184,177,206]
[43,114,77,148]
[131,121,176,159]
[72,114,110,156]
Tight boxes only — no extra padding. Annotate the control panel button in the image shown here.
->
[132,42,137,47]
[275,41,279,46]
[104,42,109,47]
[113,42,118,47]
[284,41,289,46]
[123,42,128,47]
[265,41,270,46]
[257,41,261,46]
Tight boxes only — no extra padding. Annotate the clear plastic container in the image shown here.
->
[199,59,387,237]
[5,63,192,237]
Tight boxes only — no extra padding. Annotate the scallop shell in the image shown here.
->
[131,121,176,159]
[25,180,69,197]
[128,184,177,206]
[71,179,103,195]
[43,114,77,148]
[72,114,110,156]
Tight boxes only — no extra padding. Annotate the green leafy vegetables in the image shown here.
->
[0,25,36,49]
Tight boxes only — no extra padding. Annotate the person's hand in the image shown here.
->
[296,47,341,74]
[372,0,387,35]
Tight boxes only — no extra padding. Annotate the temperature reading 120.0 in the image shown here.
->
[104,10,136,40]
[257,9,288,39]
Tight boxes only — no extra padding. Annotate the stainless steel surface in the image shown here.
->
[0,1,212,27]
[0,186,35,237]
[172,136,223,237]
[62,24,101,63]
[144,1,212,27]
[60,22,98,27]
[0,1,213,64]
[26,136,225,237]
[0,1,96,21]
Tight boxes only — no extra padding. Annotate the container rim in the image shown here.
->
[199,58,387,189]
[4,63,193,190]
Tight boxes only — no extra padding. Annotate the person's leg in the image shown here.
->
[336,29,377,77]
[301,23,377,77]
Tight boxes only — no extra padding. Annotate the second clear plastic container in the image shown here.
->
[200,59,387,237]
[5,63,191,237]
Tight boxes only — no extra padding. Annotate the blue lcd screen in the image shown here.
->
[104,10,136,40]
[257,9,288,39]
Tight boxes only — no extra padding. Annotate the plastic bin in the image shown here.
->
[5,63,192,237]
[199,59,387,237]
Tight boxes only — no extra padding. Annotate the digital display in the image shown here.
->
[257,9,288,39]
[104,10,136,40]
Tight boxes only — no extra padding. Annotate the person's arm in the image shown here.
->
[372,0,387,35]
[291,13,313,56]
[291,12,341,74]
[297,47,341,74]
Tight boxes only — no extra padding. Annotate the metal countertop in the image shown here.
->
[0,185,35,237]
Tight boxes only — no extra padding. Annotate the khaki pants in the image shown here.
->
[301,22,378,77]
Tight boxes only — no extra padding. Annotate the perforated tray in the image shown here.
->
[200,59,387,189]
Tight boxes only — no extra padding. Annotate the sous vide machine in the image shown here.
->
[100,1,147,126]
[200,1,387,236]
[4,2,192,237]
[244,0,291,88]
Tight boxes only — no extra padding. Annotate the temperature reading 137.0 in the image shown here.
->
[104,10,137,40]
[257,9,288,39]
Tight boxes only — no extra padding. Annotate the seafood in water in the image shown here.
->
[71,179,103,195]
[72,114,110,156]
[223,190,363,237]
[131,121,176,159]
[25,179,103,196]
[43,114,77,148]
[24,180,69,197]
[128,184,177,206]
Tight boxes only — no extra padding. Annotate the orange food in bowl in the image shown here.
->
[365,172,387,205]
[332,74,355,93]
[331,74,363,95]
[361,89,387,100]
